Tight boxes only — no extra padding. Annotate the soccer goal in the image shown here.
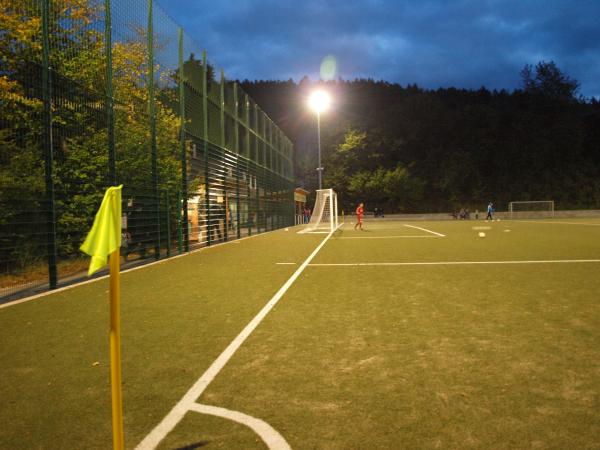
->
[299,188,339,233]
[508,200,555,219]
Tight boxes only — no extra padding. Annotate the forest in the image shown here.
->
[241,62,600,213]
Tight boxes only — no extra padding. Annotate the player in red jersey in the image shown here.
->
[354,203,364,230]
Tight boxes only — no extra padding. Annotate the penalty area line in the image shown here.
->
[513,220,600,227]
[308,259,600,267]
[403,224,446,237]
[336,235,439,239]
[135,225,340,450]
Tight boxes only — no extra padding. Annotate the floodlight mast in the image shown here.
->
[309,90,331,190]
[316,111,322,190]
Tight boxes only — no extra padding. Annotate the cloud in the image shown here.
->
[161,0,600,97]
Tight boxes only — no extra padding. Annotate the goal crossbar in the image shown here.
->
[299,188,339,233]
[508,200,555,219]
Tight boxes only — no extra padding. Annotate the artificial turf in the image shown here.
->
[1,219,599,449]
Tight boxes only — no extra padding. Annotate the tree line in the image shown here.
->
[241,62,600,213]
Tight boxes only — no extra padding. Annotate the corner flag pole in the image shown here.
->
[79,185,124,450]
[109,248,124,450]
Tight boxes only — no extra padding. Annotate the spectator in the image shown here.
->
[486,203,494,221]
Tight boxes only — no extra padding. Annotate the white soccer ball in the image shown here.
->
[285,228,289,231]
[478,232,486,238]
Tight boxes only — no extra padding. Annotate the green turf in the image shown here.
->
[1,219,600,449]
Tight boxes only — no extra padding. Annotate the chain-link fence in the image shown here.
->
[0,0,295,302]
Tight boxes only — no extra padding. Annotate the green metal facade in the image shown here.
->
[0,0,295,301]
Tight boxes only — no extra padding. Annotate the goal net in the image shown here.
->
[299,188,339,233]
[508,201,555,219]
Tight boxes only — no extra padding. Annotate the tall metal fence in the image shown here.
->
[0,0,295,302]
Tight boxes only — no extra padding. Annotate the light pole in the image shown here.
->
[309,90,330,190]
[316,110,322,190]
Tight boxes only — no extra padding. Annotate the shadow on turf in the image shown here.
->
[173,441,210,450]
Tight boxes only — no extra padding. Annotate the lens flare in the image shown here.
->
[320,55,337,81]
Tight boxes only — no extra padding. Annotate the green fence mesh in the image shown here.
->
[0,0,295,302]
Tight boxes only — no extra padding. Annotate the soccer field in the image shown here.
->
[2,218,600,449]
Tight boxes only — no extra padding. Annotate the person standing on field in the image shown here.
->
[486,202,494,221]
[354,202,364,230]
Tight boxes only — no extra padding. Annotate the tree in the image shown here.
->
[520,61,580,101]
[239,63,600,213]
[0,0,185,267]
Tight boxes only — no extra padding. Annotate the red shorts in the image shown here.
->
[357,215,363,223]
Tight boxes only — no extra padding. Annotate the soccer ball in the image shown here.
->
[478,232,486,238]
[285,228,289,231]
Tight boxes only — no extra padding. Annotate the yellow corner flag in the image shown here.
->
[80,185,125,450]
[80,185,123,275]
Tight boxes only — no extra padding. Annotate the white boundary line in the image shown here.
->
[308,259,600,267]
[135,224,341,450]
[513,220,600,226]
[403,224,446,237]
[336,235,439,239]
[189,403,291,450]
[0,226,297,310]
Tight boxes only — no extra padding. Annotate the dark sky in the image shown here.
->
[163,0,600,99]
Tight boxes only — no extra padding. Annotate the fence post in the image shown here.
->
[177,190,182,254]
[222,164,228,243]
[41,0,57,289]
[277,185,280,230]
[265,174,270,232]
[105,0,115,186]
[265,116,270,232]
[220,70,227,242]
[255,104,260,233]
[234,82,241,239]
[256,169,260,233]
[220,69,225,147]
[247,173,251,237]
[165,191,171,257]
[245,96,251,236]
[178,27,189,252]
[269,120,274,171]
[245,94,250,159]
[148,0,160,259]
[202,50,211,246]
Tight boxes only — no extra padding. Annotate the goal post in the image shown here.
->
[299,188,339,233]
[508,200,555,219]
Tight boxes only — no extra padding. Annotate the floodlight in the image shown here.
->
[309,90,331,114]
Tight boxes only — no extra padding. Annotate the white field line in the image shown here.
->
[0,226,296,310]
[336,235,439,239]
[403,224,446,237]
[276,262,297,265]
[513,220,600,226]
[308,259,600,267]
[135,224,341,450]
[189,403,291,450]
